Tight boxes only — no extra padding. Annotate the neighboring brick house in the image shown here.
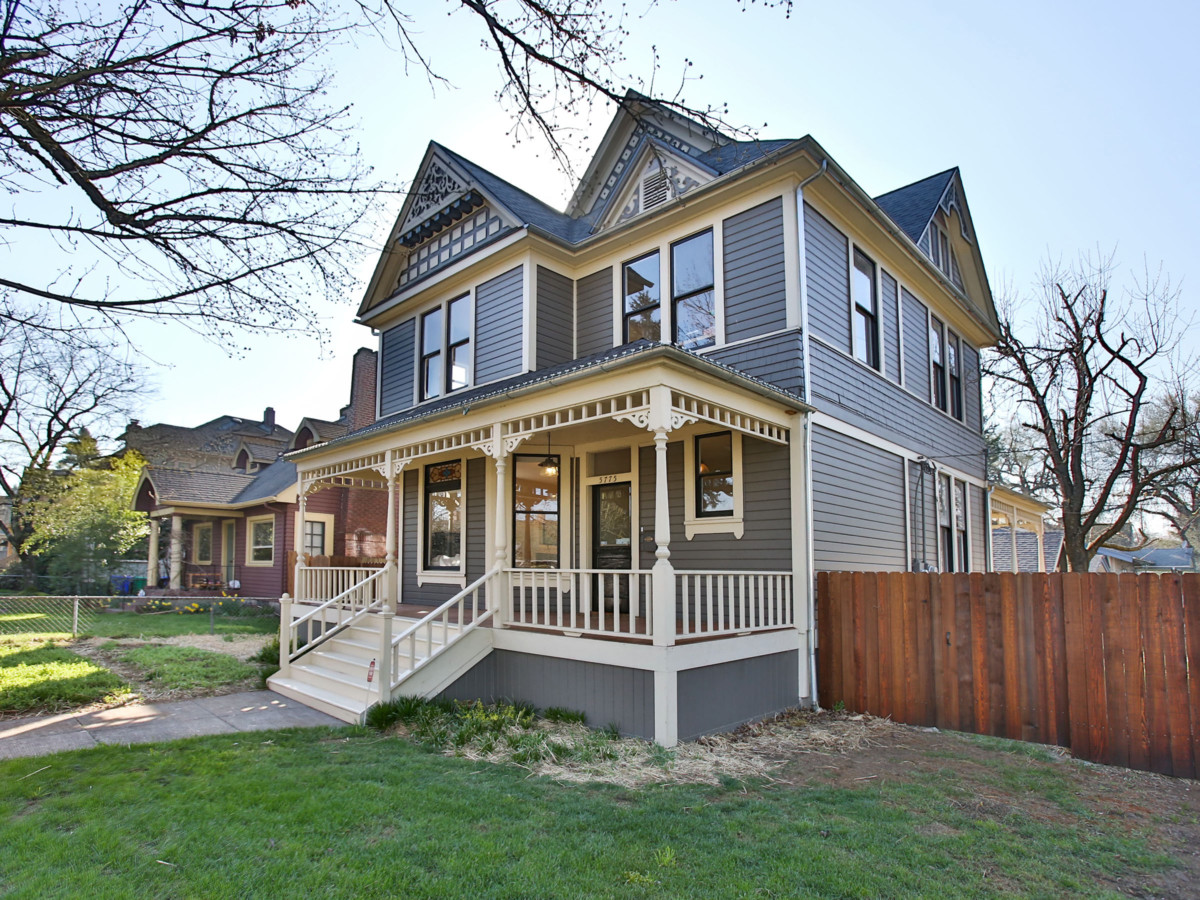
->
[130,348,382,595]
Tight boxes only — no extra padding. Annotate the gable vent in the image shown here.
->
[642,168,670,211]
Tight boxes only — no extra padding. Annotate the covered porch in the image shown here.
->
[275,347,814,744]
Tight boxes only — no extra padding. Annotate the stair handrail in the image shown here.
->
[288,567,387,661]
[387,567,498,690]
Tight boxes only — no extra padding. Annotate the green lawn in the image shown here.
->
[0,636,129,713]
[0,727,1172,899]
[81,611,278,639]
[117,644,259,691]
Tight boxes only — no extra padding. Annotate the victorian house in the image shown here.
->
[270,93,1000,744]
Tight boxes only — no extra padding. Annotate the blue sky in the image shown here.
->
[125,0,1199,433]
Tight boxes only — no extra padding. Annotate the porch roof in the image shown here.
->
[288,341,813,463]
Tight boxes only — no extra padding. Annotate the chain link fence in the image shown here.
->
[0,596,280,637]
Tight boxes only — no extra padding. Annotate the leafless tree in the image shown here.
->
[0,312,142,557]
[984,256,1196,571]
[1,0,788,340]
[1144,387,1200,553]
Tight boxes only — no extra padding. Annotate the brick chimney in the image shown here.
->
[340,348,378,431]
[263,407,276,429]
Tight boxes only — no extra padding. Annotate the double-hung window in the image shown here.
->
[695,432,734,517]
[947,332,963,420]
[671,230,715,350]
[623,251,661,343]
[246,515,274,566]
[420,295,471,401]
[512,455,560,568]
[424,462,463,570]
[930,317,947,411]
[851,249,879,369]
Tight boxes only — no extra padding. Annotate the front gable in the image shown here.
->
[598,137,720,230]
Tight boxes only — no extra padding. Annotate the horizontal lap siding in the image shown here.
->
[576,267,613,358]
[474,266,524,383]
[902,289,930,401]
[440,650,654,739]
[723,197,787,342]
[379,319,416,417]
[639,439,792,573]
[804,203,850,351]
[677,651,799,739]
[401,468,467,606]
[466,458,486,581]
[971,484,988,572]
[962,343,983,434]
[536,266,574,368]
[881,270,902,383]
[707,330,804,397]
[812,426,906,571]
[810,340,985,479]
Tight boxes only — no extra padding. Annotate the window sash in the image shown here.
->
[303,521,326,558]
[695,432,734,518]
[930,318,947,411]
[948,333,963,420]
[420,307,443,401]
[671,230,715,350]
[250,519,274,563]
[512,455,560,568]
[194,524,212,564]
[424,462,462,570]
[623,251,661,343]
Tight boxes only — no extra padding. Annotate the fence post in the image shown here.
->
[278,593,292,678]
[72,597,79,637]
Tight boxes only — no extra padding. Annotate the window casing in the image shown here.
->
[512,455,560,568]
[246,515,274,566]
[623,251,661,343]
[851,249,880,369]
[420,295,471,401]
[682,431,744,538]
[193,523,212,564]
[930,317,947,411]
[424,461,463,571]
[671,230,715,351]
[947,332,963,421]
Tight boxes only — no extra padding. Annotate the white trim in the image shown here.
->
[295,511,335,557]
[848,243,882,372]
[781,186,800,331]
[681,430,744,539]
[192,522,213,565]
[796,186,812,405]
[711,217,727,347]
[793,415,814,705]
[415,455,468,587]
[245,513,276,567]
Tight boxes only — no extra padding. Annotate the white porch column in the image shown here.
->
[1036,519,1046,573]
[294,480,307,601]
[1010,507,1019,574]
[378,451,398,702]
[650,428,675,647]
[492,436,510,628]
[168,515,183,591]
[146,519,160,588]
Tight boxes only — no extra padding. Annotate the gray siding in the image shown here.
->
[881,269,902,383]
[901,289,930,401]
[474,266,524,383]
[677,651,799,739]
[401,465,485,606]
[576,267,613,358]
[638,438,792,574]
[909,460,937,571]
[723,197,787,343]
[707,329,804,397]
[970,483,987,572]
[962,342,983,434]
[378,319,416,417]
[440,650,654,739]
[804,203,850,351]
[536,266,573,368]
[810,340,985,479]
[811,426,907,571]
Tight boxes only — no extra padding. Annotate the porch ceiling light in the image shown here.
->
[539,432,559,477]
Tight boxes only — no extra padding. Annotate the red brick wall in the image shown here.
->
[344,347,378,430]
[340,484,388,558]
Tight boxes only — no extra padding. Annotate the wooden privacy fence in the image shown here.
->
[817,571,1200,779]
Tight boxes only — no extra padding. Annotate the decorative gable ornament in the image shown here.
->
[400,157,470,233]
[601,145,713,230]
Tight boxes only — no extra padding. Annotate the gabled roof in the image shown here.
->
[991,527,1063,572]
[873,168,957,244]
[141,467,258,506]
[232,460,298,505]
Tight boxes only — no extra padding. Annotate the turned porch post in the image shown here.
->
[168,515,183,591]
[492,424,510,627]
[378,450,398,700]
[294,479,307,601]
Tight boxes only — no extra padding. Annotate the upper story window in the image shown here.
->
[623,251,661,343]
[671,230,715,351]
[930,317,947,412]
[420,294,471,401]
[851,249,879,369]
[947,332,963,421]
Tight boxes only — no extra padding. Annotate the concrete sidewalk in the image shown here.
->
[0,691,344,760]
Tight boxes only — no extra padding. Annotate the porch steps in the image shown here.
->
[267,612,470,724]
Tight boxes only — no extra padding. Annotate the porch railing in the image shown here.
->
[387,568,498,692]
[287,567,386,661]
[296,566,382,604]
[505,568,654,641]
[676,570,793,637]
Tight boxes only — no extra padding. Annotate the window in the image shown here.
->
[420,295,471,401]
[947,332,963,421]
[513,455,560,568]
[851,249,879,369]
[304,520,326,558]
[695,432,734,517]
[671,230,715,350]
[954,480,969,572]
[424,462,463,570]
[937,473,953,572]
[193,523,212,564]
[623,251,660,343]
[930,317,947,411]
[246,515,274,566]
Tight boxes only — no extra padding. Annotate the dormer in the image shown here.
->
[597,138,719,231]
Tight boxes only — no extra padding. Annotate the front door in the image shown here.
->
[591,482,631,610]
[222,521,236,584]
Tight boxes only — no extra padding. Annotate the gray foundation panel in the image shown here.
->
[677,650,799,740]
